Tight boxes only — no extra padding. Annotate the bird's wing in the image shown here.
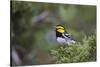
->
[63,32,74,40]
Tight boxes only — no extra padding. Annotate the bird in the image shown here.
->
[56,25,76,45]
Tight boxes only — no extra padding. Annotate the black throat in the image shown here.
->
[56,31,63,37]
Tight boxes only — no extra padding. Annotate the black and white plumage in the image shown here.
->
[56,25,76,45]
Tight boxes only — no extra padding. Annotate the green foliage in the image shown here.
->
[11,1,96,65]
[51,35,96,63]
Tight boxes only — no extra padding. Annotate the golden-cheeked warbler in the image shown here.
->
[56,25,76,45]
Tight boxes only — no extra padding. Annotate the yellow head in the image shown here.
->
[56,25,65,33]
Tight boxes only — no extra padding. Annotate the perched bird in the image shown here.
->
[56,25,76,45]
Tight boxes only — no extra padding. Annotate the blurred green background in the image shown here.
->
[11,1,96,66]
